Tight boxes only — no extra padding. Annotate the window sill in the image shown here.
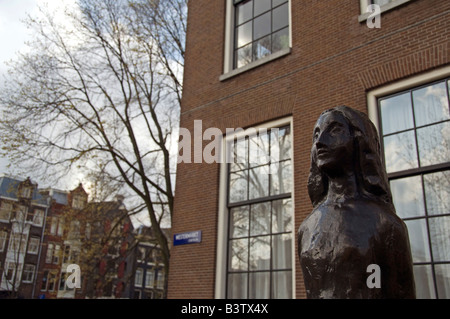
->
[358,0,413,23]
[220,48,291,82]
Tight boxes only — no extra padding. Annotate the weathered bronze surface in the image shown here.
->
[298,106,416,299]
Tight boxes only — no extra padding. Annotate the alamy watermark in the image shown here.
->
[65,264,81,289]
[177,120,285,171]
[366,264,381,289]
[366,4,381,29]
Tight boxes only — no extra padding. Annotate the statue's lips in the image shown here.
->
[316,149,329,157]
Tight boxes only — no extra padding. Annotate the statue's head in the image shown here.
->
[308,106,392,208]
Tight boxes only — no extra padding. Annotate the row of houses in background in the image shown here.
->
[0,175,170,299]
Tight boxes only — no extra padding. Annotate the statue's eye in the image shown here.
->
[313,129,320,141]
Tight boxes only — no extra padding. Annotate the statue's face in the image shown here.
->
[312,111,354,174]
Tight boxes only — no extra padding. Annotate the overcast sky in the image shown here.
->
[0,0,76,176]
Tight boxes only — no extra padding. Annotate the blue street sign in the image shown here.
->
[173,230,202,246]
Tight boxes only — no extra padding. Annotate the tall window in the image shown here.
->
[27,237,40,255]
[378,78,450,299]
[0,202,12,221]
[0,230,7,252]
[22,264,35,283]
[226,124,293,299]
[233,0,289,69]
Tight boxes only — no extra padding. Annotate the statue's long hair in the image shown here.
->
[307,106,393,209]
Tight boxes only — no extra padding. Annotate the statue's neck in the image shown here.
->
[325,172,359,204]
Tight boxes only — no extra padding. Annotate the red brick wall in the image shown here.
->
[168,0,450,299]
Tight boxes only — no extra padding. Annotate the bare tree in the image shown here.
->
[0,0,186,297]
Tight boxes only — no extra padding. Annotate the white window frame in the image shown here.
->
[359,0,414,22]
[135,268,143,287]
[215,116,295,299]
[221,0,292,81]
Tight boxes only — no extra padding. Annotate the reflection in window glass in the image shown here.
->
[272,3,289,31]
[404,219,431,263]
[249,272,270,298]
[423,171,450,216]
[230,206,249,238]
[380,92,413,135]
[250,236,271,270]
[229,238,248,271]
[236,0,252,25]
[253,12,271,40]
[250,203,270,236]
[390,176,425,219]
[417,122,450,167]
[413,82,450,127]
[435,264,450,299]
[383,131,418,173]
[227,273,247,299]
[254,0,271,16]
[236,21,252,48]
[249,165,269,199]
[429,216,450,262]
[229,171,248,203]
[413,265,436,299]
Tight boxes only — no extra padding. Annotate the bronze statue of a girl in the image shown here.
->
[298,106,416,299]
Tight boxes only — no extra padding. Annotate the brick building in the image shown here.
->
[0,176,135,299]
[168,0,450,298]
[0,176,47,298]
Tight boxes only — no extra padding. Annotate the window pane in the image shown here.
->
[230,206,249,238]
[272,27,289,53]
[272,234,292,269]
[405,219,431,262]
[227,273,248,299]
[272,0,288,8]
[230,138,248,172]
[270,160,292,195]
[249,165,269,200]
[235,43,253,68]
[413,82,450,127]
[254,0,271,16]
[272,2,289,31]
[253,35,271,60]
[270,126,291,162]
[429,216,450,262]
[229,238,248,271]
[413,265,436,299]
[390,176,425,219]
[229,170,248,203]
[253,12,271,40]
[272,271,292,299]
[272,198,292,233]
[250,202,270,236]
[380,92,414,135]
[249,272,270,299]
[236,0,252,25]
[236,21,252,48]
[383,131,418,173]
[249,132,269,167]
[435,264,450,299]
[417,122,450,167]
[424,171,450,216]
[249,236,270,270]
